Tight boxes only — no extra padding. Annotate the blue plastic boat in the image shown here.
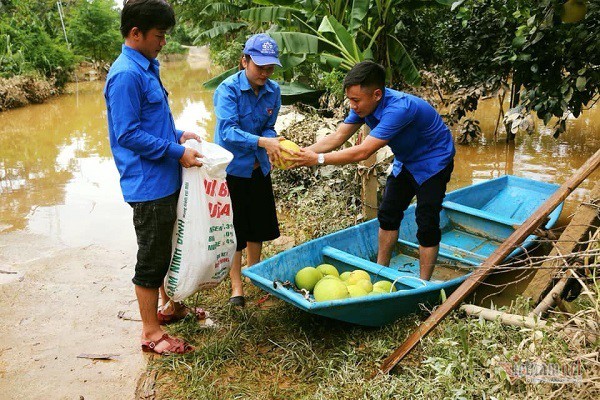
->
[242,175,563,327]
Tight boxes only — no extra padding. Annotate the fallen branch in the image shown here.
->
[530,270,574,316]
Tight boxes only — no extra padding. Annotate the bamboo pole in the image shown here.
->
[379,148,600,374]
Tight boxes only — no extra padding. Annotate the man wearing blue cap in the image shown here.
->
[214,33,284,307]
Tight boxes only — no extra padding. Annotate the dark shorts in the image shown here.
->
[128,191,178,288]
[378,161,454,247]
[227,169,280,251]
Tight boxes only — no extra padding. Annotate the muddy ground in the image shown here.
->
[0,229,145,399]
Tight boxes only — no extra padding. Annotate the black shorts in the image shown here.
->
[128,191,179,289]
[227,169,280,251]
[378,161,453,247]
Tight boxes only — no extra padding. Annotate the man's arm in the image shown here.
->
[306,122,362,153]
[293,135,388,166]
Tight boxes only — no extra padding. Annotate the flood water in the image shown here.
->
[0,58,598,250]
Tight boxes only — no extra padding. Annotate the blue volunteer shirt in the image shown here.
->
[214,70,281,178]
[104,45,185,202]
[345,88,455,185]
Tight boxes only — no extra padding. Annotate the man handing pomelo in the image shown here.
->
[288,61,455,281]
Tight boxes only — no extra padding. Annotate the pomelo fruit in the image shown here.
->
[347,270,371,285]
[313,279,349,302]
[316,263,339,277]
[355,279,373,293]
[294,267,323,291]
[561,0,587,23]
[313,275,339,292]
[273,139,301,169]
[373,280,396,293]
[371,287,388,294]
[339,271,352,281]
[347,285,368,298]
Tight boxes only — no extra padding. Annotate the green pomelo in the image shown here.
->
[371,287,388,294]
[313,279,349,302]
[316,263,339,277]
[273,139,301,170]
[294,267,323,291]
[347,270,371,285]
[347,285,368,298]
[355,279,373,293]
[313,275,338,291]
[339,271,352,281]
[373,280,396,293]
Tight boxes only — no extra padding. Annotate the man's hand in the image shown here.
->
[258,136,285,165]
[179,147,203,168]
[180,131,202,144]
[290,148,319,167]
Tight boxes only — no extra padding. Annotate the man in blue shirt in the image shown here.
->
[293,61,455,281]
[213,34,284,306]
[104,0,202,355]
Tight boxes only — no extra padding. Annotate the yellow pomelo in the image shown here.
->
[347,285,368,298]
[295,267,323,291]
[371,287,388,294]
[347,270,371,285]
[373,280,397,293]
[339,271,352,281]
[316,263,339,277]
[313,279,349,302]
[561,0,587,24]
[273,139,301,170]
[355,279,373,293]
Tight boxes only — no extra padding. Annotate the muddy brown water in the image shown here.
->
[0,63,598,245]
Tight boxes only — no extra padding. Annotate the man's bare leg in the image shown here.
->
[377,228,399,266]
[136,285,171,352]
[419,245,439,281]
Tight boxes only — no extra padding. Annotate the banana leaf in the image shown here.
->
[279,81,323,106]
[202,66,237,89]
[241,7,298,23]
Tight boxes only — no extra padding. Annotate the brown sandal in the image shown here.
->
[157,307,206,325]
[141,334,194,355]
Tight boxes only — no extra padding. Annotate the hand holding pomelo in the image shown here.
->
[273,139,300,170]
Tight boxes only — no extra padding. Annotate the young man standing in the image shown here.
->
[104,0,202,354]
[292,61,455,281]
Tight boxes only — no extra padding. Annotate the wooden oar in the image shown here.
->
[379,148,600,374]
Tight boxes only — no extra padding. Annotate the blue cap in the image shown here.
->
[243,33,282,67]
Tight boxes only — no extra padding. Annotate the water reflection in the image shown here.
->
[0,57,598,248]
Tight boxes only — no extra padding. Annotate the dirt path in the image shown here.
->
[0,230,144,399]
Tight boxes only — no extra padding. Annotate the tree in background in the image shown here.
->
[67,0,121,63]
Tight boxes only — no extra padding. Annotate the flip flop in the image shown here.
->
[157,307,207,325]
[228,296,245,307]
[141,333,194,355]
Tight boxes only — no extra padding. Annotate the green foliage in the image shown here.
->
[210,36,244,69]
[66,0,121,62]
[162,40,187,55]
[508,0,599,128]
[0,0,76,86]
[435,0,598,137]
